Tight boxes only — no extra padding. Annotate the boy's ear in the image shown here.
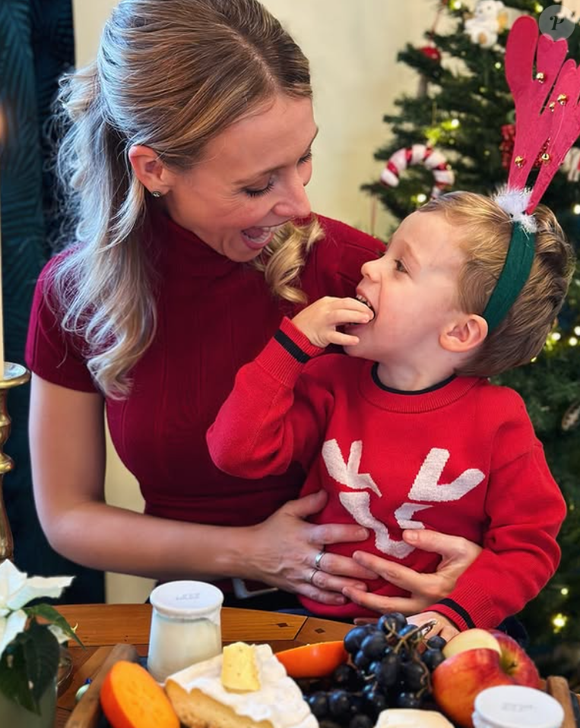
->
[128,145,172,195]
[441,313,488,353]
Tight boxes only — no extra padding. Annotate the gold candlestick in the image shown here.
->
[0,362,31,562]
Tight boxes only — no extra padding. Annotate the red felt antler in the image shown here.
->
[506,15,580,212]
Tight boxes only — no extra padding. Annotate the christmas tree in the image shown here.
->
[364,0,580,680]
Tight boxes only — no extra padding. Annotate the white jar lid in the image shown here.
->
[473,685,564,728]
[150,580,224,618]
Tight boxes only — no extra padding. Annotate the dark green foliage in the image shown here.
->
[0,620,59,714]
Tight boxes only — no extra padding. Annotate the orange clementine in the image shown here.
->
[101,661,179,728]
[275,640,348,678]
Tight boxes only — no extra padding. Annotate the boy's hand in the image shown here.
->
[292,296,373,348]
[407,611,459,642]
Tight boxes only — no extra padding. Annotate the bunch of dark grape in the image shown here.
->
[301,613,447,728]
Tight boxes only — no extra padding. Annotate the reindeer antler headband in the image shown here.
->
[483,15,580,331]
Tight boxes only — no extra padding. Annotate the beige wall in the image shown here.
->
[72,0,433,602]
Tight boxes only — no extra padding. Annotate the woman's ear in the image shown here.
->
[128,145,171,196]
[441,313,488,353]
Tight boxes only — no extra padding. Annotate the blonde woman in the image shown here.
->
[26,0,479,610]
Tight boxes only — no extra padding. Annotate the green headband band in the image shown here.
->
[481,221,535,332]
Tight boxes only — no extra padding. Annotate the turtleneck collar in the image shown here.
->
[146,201,239,279]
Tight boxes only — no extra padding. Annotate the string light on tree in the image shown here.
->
[573,204,580,214]
[552,613,568,633]
[561,588,569,596]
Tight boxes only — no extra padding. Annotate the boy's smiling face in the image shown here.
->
[345,210,468,373]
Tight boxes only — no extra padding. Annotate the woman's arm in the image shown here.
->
[29,374,376,602]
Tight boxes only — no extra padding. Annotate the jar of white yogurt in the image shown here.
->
[147,580,223,682]
[472,685,564,728]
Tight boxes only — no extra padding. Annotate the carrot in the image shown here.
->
[100,660,180,728]
[275,640,348,678]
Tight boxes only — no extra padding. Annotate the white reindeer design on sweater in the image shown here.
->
[321,439,485,559]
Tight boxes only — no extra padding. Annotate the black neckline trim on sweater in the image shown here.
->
[371,363,456,395]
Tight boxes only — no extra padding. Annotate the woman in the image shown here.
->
[26,0,479,611]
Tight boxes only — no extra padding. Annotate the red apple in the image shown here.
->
[489,630,540,687]
[432,629,541,728]
[442,628,501,659]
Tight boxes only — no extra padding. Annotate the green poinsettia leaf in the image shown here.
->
[24,604,84,647]
[0,636,40,713]
[21,620,60,704]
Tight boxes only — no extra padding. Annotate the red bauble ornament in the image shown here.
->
[500,123,550,170]
[500,123,515,170]
[419,45,442,63]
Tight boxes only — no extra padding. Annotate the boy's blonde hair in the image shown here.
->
[419,191,575,377]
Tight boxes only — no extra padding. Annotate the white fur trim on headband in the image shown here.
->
[492,185,538,233]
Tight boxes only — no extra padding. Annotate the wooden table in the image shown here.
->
[55,603,352,728]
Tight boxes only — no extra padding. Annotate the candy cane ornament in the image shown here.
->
[380,143,455,198]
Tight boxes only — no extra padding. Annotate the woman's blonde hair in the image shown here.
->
[419,191,575,377]
[52,0,321,398]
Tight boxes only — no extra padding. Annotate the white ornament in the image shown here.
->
[465,0,509,48]
[562,147,580,182]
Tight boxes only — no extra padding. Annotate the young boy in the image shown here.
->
[207,191,574,638]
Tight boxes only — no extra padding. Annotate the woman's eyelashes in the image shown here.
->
[245,180,275,198]
[395,259,407,274]
[243,150,313,198]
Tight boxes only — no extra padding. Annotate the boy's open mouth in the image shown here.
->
[356,293,376,317]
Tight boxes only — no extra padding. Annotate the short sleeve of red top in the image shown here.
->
[25,255,98,393]
[25,211,384,528]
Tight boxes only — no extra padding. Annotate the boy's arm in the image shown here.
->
[207,317,329,477]
[428,440,566,631]
[208,297,372,478]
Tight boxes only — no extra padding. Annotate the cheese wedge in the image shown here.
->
[221,643,260,692]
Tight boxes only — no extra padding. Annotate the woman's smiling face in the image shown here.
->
[162,94,317,262]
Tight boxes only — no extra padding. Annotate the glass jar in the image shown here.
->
[472,685,564,728]
[147,580,223,682]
